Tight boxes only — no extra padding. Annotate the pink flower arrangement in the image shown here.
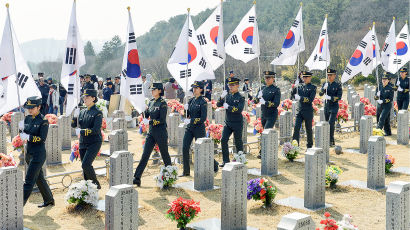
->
[211,100,218,110]
[252,118,263,134]
[394,101,398,112]
[167,99,184,116]
[278,107,284,115]
[338,100,348,111]
[12,135,25,152]
[204,119,210,128]
[0,153,16,167]
[313,97,323,107]
[206,124,223,144]
[364,104,376,116]
[101,118,107,131]
[0,112,12,123]
[70,141,80,161]
[360,97,371,105]
[313,105,319,115]
[242,111,251,124]
[337,109,349,123]
[281,99,292,111]
[45,114,58,125]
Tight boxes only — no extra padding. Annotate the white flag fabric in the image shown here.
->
[225,5,259,63]
[0,6,41,116]
[371,24,382,70]
[341,29,375,83]
[196,3,225,70]
[388,23,410,73]
[271,6,305,65]
[305,17,329,70]
[167,13,215,92]
[60,1,86,115]
[381,19,396,72]
[119,9,146,114]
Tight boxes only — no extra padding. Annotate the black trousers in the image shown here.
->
[262,116,277,129]
[292,109,314,148]
[324,105,338,143]
[397,94,409,110]
[221,121,243,163]
[79,142,102,187]
[182,125,218,174]
[23,150,53,205]
[376,104,392,135]
[134,130,172,180]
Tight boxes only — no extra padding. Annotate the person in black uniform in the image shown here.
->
[291,71,317,148]
[395,68,409,110]
[256,71,281,129]
[217,77,245,167]
[81,75,95,95]
[375,73,394,136]
[318,69,342,146]
[180,81,219,177]
[203,79,213,101]
[37,76,49,115]
[243,78,253,100]
[133,83,172,186]
[19,96,54,207]
[71,89,103,189]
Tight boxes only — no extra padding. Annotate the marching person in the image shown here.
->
[20,96,54,207]
[180,81,219,177]
[257,71,281,129]
[71,89,103,189]
[103,82,114,107]
[318,69,342,147]
[133,83,172,186]
[291,71,317,148]
[217,77,245,167]
[395,67,409,110]
[375,73,394,136]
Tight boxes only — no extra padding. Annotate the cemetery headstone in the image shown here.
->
[215,108,225,124]
[319,108,325,122]
[168,113,180,146]
[397,110,409,145]
[0,121,7,154]
[359,115,373,153]
[385,181,410,230]
[105,184,138,230]
[277,212,315,230]
[109,151,133,187]
[367,136,386,190]
[0,167,23,230]
[315,122,330,163]
[109,129,128,155]
[261,129,279,176]
[58,115,71,150]
[280,111,292,144]
[46,124,62,165]
[112,118,127,132]
[353,102,364,131]
[304,147,325,210]
[10,112,23,142]
[194,138,214,191]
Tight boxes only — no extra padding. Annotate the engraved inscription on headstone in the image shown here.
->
[367,136,386,190]
[112,110,125,120]
[58,115,71,150]
[109,129,128,155]
[0,121,7,154]
[304,147,325,210]
[319,108,325,122]
[168,113,180,146]
[105,184,138,230]
[353,102,364,131]
[109,151,133,187]
[194,138,214,191]
[360,115,373,153]
[261,129,279,176]
[385,181,410,230]
[207,102,212,122]
[46,124,62,165]
[277,212,315,230]
[397,110,409,145]
[10,112,24,142]
[0,167,23,230]
[215,108,225,124]
[177,123,187,162]
[112,118,127,132]
[315,122,330,163]
[280,111,292,144]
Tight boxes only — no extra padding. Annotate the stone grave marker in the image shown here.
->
[112,110,125,119]
[314,122,330,163]
[215,108,225,124]
[367,136,386,190]
[319,108,325,122]
[385,181,410,230]
[207,102,212,122]
[0,167,23,230]
[105,184,138,230]
[304,147,325,210]
[168,113,180,146]
[0,121,7,154]
[112,118,127,132]
[109,151,133,187]
[46,124,62,165]
[280,111,292,144]
[58,115,71,150]
[194,138,214,191]
[10,112,24,142]
[177,123,187,163]
[353,102,364,131]
[261,129,279,176]
[277,212,315,230]
[109,129,128,156]
[360,115,373,153]
[397,110,409,145]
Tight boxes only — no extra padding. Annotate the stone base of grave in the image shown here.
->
[171,156,182,164]
[95,169,107,177]
[344,148,362,154]
[339,180,387,191]
[47,161,69,166]
[294,157,334,164]
[62,147,71,151]
[275,196,332,211]
[386,140,398,146]
[24,228,32,230]
[94,199,142,212]
[100,150,111,157]
[247,168,280,177]
[173,181,220,192]
[390,167,410,175]
[187,218,258,230]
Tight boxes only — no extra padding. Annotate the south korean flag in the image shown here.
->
[167,12,215,93]
[388,23,410,74]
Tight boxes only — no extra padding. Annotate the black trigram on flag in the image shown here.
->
[16,73,28,88]
[399,33,407,39]
[197,34,207,45]
[371,35,376,41]
[216,15,220,22]
[383,43,389,52]
[121,69,128,78]
[292,20,299,28]
[363,57,372,66]
[359,41,367,49]
[231,35,239,45]
[188,29,192,37]
[212,49,224,59]
[129,32,136,44]
[130,84,143,95]
[67,83,74,95]
[199,58,207,69]
[345,67,352,75]
[393,59,402,65]
[321,30,326,36]
[244,48,254,54]
[249,16,255,23]
[65,47,77,65]
[180,69,192,79]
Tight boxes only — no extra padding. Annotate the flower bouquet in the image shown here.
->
[394,101,398,113]
[385,154,395,173]
[317,212,339,230]
[251,103,258,115]
[167,99,184,116]
[247,178,278,208]
[242,111,251,124]
[166,197,201,230]
[360,97,370,105]
[364,104,376,116]
[313,104,319,115]
[252,118,263,134]
[281,99,292,111]
[154,165,178,189]
[0,112,12,126]
[233,151,247,164]
[313,97,323,108]
[372,128,384,136]
[278,106,285,116]
[138,115,148,135]
[204,119,210,128]
[69,141,80,162]
[12,135,25,152]
[101,118,107,131]
[0,153,16,168]
[337,109,349,123]
[336,214,359,230]
[95,99,108,118]
[206,124,223,144]
[281,140,300,162]
[211,100,218,110]
[65,180,99,210]
[45,114,58,124]
[325,165,343,188]
[338,100,348,111]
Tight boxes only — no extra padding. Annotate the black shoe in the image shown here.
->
[214,167,219,173]
[38,200,55,208]
[178,173,190,177]
[330,141,335,147]
[133,178,141,187]
[257,154,261,159]
[219,162,227,168]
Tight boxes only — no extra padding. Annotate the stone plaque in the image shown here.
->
[279,111,292,144]
[367,136,386,190]
[0,167,23,230]
[46,124,62,165]
[109,151,133,187]
[215,108,225,124]
[261,129,279,176]
[386,181,410,230]
[314,122,330,163]
[397,110,409,145]
[359,115,373,153]
[0,121,7,154]
[277,212,315,230]
[109,129,128,155]
[194,138,214,191]
[105,184,138,230]
[304,147,325,210]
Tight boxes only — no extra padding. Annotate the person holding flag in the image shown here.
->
[291,71,317,148]
[395,68,409,110]
[375,73,394,136]
[318,69,342,147]
[256,71,281,129]
[217,77,245,167]
[133,83,172,186]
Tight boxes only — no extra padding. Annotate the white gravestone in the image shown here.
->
[112,110,125,119]
[261,129,279,176]
[277,212,315,230]
[194,138,214,191]
[177,123,187,163]
[207,102,212,122]
[280,111,292,144]
[359,115,373,153]
[10,112,24,142]
[385,181,410,230]
[370,88,376,106]
[105,184,138,230]
[314,122,330,163]
[168,113,180,147]
[255,104,262,119]
[0,167,23,230]
[215,108,225,124]
[58,115,71,150]
[304,147,325,210]
[221,162,247,230]
[319,108,325,122]
[397,110,409,145]
[367,136,386,190]
[46,124,62,165]
[109,151,133,187]
[112,118,127,132]
[109,129,128,155]
[0,121,7,154]
[353,102,364,131]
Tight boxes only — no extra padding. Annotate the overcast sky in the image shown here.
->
[0,0,220,43]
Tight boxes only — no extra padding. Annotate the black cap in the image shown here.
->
[169,78,175,83]
[327,68,336,74]
[105,82,113,86]
[84,74,91,78]
[399,67,408,73]
[227,77,240,84]
[264,71,276,77]
[151,82,163,90]
[301,71,313,77]
[49,84,57,89]
[229,70,234,75]
[24,96,42,109]
[38,72,44,76]
[83,89,98,97]
[79,75,84,78]
[47,77,52,81]
[191,81,204,88]
[115,76,121,79]
[244,78,249,81]
[106,77,112,80]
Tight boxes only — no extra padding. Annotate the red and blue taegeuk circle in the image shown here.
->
[319,39,324,53]
[210,26,219,44]
[282,30,295,48]
[179,42,197,65]
[349,50,363,66]
[396,41,408,56]
[373,44,376,58]
[127,49,141,78]
[242,27,254,44]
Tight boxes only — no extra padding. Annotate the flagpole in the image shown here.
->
[185,8,190,119]
[324,14,329,100]
[257,57,261,91]
[393,17,399,85]
[6,3,22,113]
[374,22,380,93]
